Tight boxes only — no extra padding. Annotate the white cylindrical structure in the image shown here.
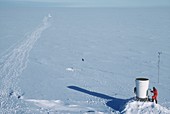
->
[135,78,149,99]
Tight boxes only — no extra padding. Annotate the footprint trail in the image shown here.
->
[0,14,51,113]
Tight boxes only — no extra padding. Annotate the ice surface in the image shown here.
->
[0,7,170,113]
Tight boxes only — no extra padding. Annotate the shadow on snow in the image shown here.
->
[67,86,133,112]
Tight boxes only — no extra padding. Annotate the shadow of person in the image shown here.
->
[67,86,133,112]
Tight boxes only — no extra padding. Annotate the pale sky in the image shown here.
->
[0,0,170,7]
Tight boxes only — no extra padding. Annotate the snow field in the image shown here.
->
[0,7,170,113]
[0,14,51,113]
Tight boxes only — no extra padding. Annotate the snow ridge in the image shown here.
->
[122,101,170,114]
[25,99,96,114]
[0,14,51,113]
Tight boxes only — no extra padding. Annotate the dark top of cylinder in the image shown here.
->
[136,78,149,81]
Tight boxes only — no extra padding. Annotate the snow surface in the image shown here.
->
[0,7,170,113]
[122,100,170,114]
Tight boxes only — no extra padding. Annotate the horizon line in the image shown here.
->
[1,1,170,8]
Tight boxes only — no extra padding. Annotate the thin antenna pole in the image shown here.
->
[158,52,162,84]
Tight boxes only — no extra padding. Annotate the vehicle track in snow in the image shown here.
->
[0,14,51,113]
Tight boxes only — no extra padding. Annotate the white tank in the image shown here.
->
[135,78,149,99]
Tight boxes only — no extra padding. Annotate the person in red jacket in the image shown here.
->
[151,87,158,104]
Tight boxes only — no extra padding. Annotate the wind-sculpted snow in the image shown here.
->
[122,101,170,114]
[26,99,97,114]
[0,14,51,113]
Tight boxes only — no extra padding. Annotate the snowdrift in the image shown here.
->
[122,100,170,114]
[23,99,170,114]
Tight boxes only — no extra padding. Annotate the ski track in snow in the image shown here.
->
[0,14,51,113]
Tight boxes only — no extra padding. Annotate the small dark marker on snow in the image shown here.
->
[18,96,21,99]
[82,58,84,61]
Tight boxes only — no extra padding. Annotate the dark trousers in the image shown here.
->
[152,99,158,104]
